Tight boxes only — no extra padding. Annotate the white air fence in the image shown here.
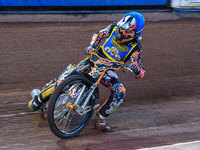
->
[171,0,200,8]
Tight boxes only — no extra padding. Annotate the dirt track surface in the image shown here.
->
[0,17,200,149]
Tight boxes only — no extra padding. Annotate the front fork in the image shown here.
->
[67,82,100,115]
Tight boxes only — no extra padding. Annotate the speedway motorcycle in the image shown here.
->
[31,50,133,138]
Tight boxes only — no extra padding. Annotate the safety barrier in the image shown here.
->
[1,0,199,12]
[0,0,170,12]
[0,0,168,6]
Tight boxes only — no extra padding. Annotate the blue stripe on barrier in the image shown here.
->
[0,0,168,6]
[175,9,200,12]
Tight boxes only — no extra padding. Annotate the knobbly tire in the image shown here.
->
[47,75,96,138]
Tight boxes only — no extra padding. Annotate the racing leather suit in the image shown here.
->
[88,22,145,117]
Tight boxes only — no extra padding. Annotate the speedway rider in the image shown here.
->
[28,12,145,132]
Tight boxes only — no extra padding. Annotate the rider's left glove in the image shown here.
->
[85,45,94,55]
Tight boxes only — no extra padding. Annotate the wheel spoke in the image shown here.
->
[62,110,74,131]
[54,111,64,122]
[57,116,64,127]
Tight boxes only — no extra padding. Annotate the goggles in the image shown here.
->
[118,24,136,37]
[119,28,135,37]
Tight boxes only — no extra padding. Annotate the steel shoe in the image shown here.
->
[94,113,110,132]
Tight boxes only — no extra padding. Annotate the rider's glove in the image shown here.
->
[129,63,145,79]
[85,45,94,55]
[129,63,140,74]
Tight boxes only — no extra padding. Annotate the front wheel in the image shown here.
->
[47,75,96,138]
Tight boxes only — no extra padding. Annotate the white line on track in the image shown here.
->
[138,140,200,150]
[0,112,37,118]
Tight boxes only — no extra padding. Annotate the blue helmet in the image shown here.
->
[116,12,145,43]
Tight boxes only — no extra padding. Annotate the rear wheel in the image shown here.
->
[47,75,95,138]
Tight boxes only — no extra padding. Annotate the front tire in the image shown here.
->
[47,75,95,138]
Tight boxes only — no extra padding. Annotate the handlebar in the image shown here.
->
[89,49,134,73]
[122,65,134,73]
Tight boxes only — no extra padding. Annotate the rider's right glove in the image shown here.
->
[85,45,94,55]
[129,63,140,74]
[129,63,145,79]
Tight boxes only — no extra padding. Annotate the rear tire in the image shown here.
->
[47,75,95,138]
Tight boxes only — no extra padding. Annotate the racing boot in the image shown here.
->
[94,113,111,132]
[28,95,42,111]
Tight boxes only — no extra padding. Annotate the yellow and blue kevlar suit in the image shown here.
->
[90,22,145,117]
